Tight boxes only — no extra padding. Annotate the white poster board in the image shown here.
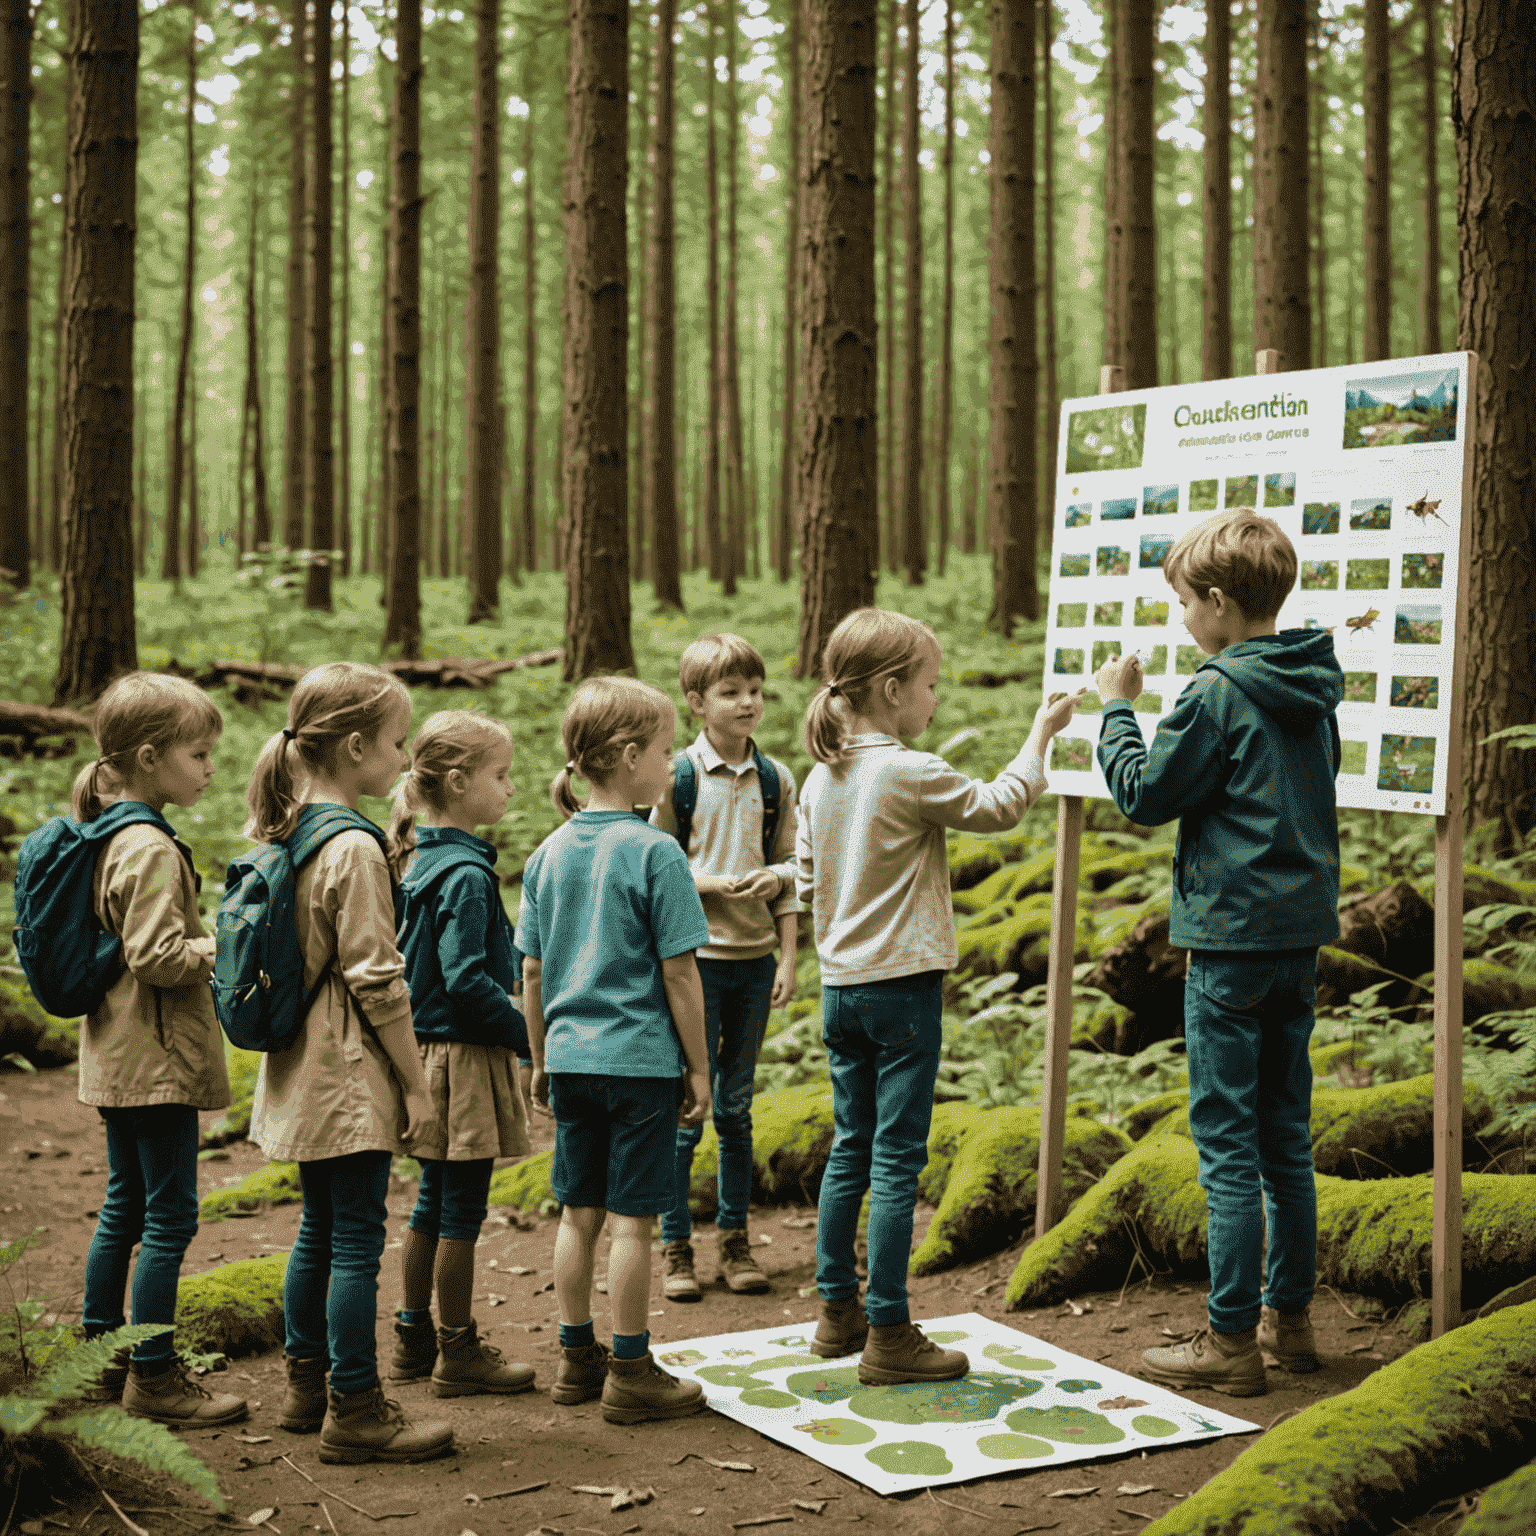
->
[1042,352,1473,817]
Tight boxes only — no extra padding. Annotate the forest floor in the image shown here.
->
[1,1063,1498,1536]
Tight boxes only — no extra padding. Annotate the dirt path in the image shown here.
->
[2,1064,1431,1536]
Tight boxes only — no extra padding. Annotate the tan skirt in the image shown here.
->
[415,1039,531,1162]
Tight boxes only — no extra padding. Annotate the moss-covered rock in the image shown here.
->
[1080,896,1185,1052]
[174,1255,287,1359]
[1078,847,1172,893]
[1409,862,1536,918]
[1407,959,1536,1035]
[916,1101,984,1205]
[1071,998,1136,1054]
[1124,1090,1190,1140]
[1310,1038,1367,1080]
[908,1108,1131,1275]
[201,1048,260,1149]
[487,1149,554,1211]
[953,891,1094,985]
[198,1161,302,1220]
[1316,944,1391,1008]
[1456,1458,1536,1536]
[1143,1302,1536,1536]
[0,976,79,1067]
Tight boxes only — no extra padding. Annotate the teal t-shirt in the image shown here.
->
[515,810,710,1077]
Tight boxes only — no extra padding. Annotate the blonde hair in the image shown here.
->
[801,607,938,767]
[678,632,766,699]
[244,662,412,843]
[1162,509,1297,620]
[387,710,514,880]
[70,673,223,822]
[550,677,675,820]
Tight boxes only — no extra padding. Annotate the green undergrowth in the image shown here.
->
[0,977,79,1069]
[1143,1301,1536,1536]
[201,1046,261,1148]
[197,1161,301,1220]
[173,1255,287,1359]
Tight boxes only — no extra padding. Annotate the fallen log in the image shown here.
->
[0,699,93,737]
[175,646,563,693]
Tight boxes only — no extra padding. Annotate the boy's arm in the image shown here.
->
[652,756,734,896]
[661,951,713,1129]
[1096,691,1226,825]
[765,765,802,911]
[771,910,798,1008]
[522,957,550,1110]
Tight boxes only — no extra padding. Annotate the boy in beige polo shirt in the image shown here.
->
[650,633,799,1302]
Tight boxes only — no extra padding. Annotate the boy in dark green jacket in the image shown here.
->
[1094,509,1344,1399]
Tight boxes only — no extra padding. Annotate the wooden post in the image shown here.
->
[1431,352,1477,1338]
[1255,346,1283,375]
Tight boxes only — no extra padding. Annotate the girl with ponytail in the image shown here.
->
[795,608,1085,1383]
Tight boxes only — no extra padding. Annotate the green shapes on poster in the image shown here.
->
[1056,1379,1102,1394]
[982,1343,1055,1372]
[785,1366,863,1405]
[1004,1405,1126,1445]
[926,1331,969,1343]
[794,1418,876,1446]
[977,1432,1054,1461]
[739,1388,800,1409]
[1132,1414,1179,1438]
[655,1348,706,1367]
[698,1353,822,1390]
[849,1372,1041,1426]
[865,1441,954,1478]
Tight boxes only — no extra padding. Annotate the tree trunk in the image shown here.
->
[630,0,653,582]
[647,0,681,609]
[384,0,422,658]
[702,0,721,583]
[337,0,351,575]
[163,0,196,585]
[134,373,146,574]
[1253,0,1309,371]
[562,0,634,680]
[187,355,199,576]
[961,429,977,553]
[794,0,877,679]
[1418,0,1441,353]
[466,0,501,620]
[1363,0,1390,360]
[49,167,63,573]
[54,0,138,704]
[899,0,924,585]
[1457,0,1536,844]
[34,329,46,568]
[1041,0,1060,524]
[1202,0,1231,379]
[1102,0,1120,370]
[520,35,538,575]
[245,171,273,550]
[437,266,451,579]
[378,89,393,596]
[284,0,307,548]
[936,0,954,577]
[776,0,801,583]
[987,0,1037,633]
[420,249,436,576]
[721,0,744,596]
[1311,1,1326,365]
[880,0,897,571]
[1115,0,1156,386]
[0,0,31,587]
[304,0,333,610]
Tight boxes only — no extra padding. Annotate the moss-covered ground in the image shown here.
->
[197,1161,301,1220]
[173,1254,287,1358]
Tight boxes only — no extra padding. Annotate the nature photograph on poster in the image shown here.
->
[1396,604,1443,644]
[1340,740,1370,775]
[1264,471,1297,506]
[1350,497,1393,531]
[1343,366,1459,449]
[1065,502,1093,527]
[1053,737,1095,771]
[1190,478,1219,510]
[1140,533,1174,568]
[1054,647,1085,675]
[1301,560,1339,590]
[1225,473,1259,506]
[1134,597,1169,626]
[1143,483,1179,515]
[1092,639,1122,669]
[1065,402,1147,472]
[1094,601,1123,625]
[1379,733,1437,792]
[1303,501,1341,535]
[1061,553,1091,577]
[1403,552,1444,588]
[1347,557,1391,590]
[1057,602,1087,626]
[1343,671,1378,703]
[1098,545,1131,576]
[1391,675,1440,709]
[1101,497,1138,521]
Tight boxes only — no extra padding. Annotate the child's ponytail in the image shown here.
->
[549,762,585,821]
[245,729,303,844]
[386,771,424,882]
[550,677,675,821]
[389,708,514,877]
[800,686,848,770]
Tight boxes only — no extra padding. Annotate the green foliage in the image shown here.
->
[55,1403,224,1509]
[173,1256,287,1360]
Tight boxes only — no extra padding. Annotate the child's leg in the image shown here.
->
[816,986,879,1303]
[321,1151,391,1396]
[554,1205,605,1329]
[658,964,726,1246]
[126,1106,200,1366]
[401,1159,444,1317]
[606,1212,656,1344]
[712,955,777,1234]
[82,1109,148,1341]
[432,1158,495,1328]
[286,1161,336,1364]
[549,1072,613,1335]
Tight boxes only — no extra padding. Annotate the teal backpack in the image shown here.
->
[669,745,782,862]
[213,806,387,1053]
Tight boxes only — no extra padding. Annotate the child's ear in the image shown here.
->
[134,742,159,773]
[445,767,466,797]
[685,690,705,716]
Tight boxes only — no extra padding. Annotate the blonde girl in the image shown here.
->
[245,661,451,1465]
[385,710,535,1397]
[515,678,711,1425]
[796,609,1084,1383]
[74,674,247,1427]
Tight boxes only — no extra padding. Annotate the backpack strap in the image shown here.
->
[670,751,698,856]
[751,744,782,865]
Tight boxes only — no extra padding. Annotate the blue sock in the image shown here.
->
[560,1319,595,1351]
[399,1308,432,1328]
[613,1330,650,1361]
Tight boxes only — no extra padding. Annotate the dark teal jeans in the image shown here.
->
[1185,947,1319,1334]
[815,970,944,1327]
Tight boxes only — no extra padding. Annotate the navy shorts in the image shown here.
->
[549,1073,682,1216]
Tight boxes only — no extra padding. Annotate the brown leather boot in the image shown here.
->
[279,1354,329,1433]
[430,1322,536,1397]
[123,1360,249,1426]
[662,1240,701,1302]
[388,1315,438,1382]
[811,1294,869,1359]
[317,1385,455,1464]
[1140,1325,1267,1398]
[600,1351,705,1425]
[858,1322,969,1386]
[716,1229,770,1294]
[551,1341,611,1405]
[1258,1305,1320,1372]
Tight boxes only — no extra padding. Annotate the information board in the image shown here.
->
[1042,351,1473,816]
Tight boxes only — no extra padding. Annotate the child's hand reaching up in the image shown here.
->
[679,1069,713,1129]
[1095,652,1143,703]
[1034,688,1089,737]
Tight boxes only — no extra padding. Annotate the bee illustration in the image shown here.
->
[1345,607,1381,640]
[1406,490,1449,528]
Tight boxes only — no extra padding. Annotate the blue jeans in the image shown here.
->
[83,1105,200,1365]
[1185,948,1319,1334]
[815,971,944,1327]
[284,1152,391,1395]
[411,1158,495,1243]
[660,954,777,1243]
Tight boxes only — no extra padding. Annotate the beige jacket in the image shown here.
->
[81,821,229,1110]
[250,828,415,1162]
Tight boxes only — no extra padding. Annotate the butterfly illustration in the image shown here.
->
[1345,608,1380,640]
[1406,490,1449,528]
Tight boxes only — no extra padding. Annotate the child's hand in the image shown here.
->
[1095,653,1143,702]
[726,869,781,902]
[401,1088,439,1149]
[679,1069,712,1129]
[1034,688,1089,737]
[518,1060,548,1118]
[771,954,797,1009]
[531,1067,551,1112]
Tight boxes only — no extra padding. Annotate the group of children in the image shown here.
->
[28,503,1344,1471]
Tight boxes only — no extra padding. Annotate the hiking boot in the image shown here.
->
[662,1240,702,1303]
[388,1314,438,1382]
[716,1228,770,1294]
[318,1385,455,1465]
[80,1343,131,1404]
[279,1353,329,1433]
[1140,1326,1268,1398]
[1258,1305,1320,1373]
[811,1294,868,1359]
[551,1341,611,1405]
[123,1360,249,1426]
[858,1322,969,1386]
[430,1321,536,1397]
[600,1351,706,1425]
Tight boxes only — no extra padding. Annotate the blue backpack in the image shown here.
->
[213,806,388,1053]
[670,745,782,863]
[13,802,193,1019]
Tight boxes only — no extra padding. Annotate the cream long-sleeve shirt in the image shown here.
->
[795,734,1047,987]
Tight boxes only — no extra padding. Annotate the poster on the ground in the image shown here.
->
[1043,351,1472,816]
[657,1312,1257,1496]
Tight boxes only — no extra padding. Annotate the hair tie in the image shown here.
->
[282,728,296,742]
[827,684,841,698]
[565,760,577,773]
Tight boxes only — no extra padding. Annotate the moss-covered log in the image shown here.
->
[1407,958,1536,1036]
[952,890,1094,986]
[0,978,79,1067]
[1080,895,1185,1050]
[198,1161,302,1220]
[173,1255,287,1358]
[1142,1302,1536,1536]
[200,1048,260,1149]
[1456,1458,1536,1536]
